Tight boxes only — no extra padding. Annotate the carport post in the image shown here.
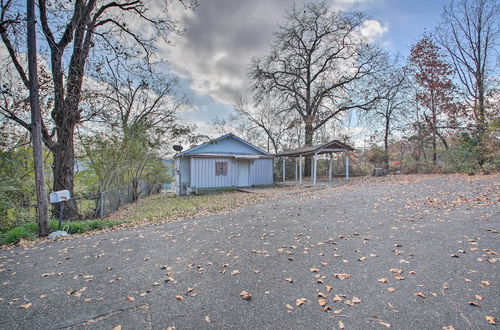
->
[328,155,333,182]
[313,152,318,185]
[282,157,286,183]
[345,153,349,180]
[295,158,298,182]
[299,154,303,184]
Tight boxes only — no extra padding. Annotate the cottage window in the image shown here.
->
[215,161,227,176]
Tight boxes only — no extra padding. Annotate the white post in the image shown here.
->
[282,157,286,183]
[299,155,303,184]
[345,153,350,180]
[313,152,318,185]
[311,157,314,182]
[328,155,333,182]
[295,158,298,182]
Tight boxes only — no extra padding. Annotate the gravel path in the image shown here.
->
[1,174,499,329]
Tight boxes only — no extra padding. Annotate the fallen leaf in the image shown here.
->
[441,326,455,330]
[333,294,343,302]
[339,320,345,329]
[475,295,483,300]
[175,295,184,301]
[240,291,252,300]
[295,298,307,306]
[334,273,351,280]
[127,296,135,302]
[379,321,391,328]
[285,277,293,283]
[204,316,211,323]
[378,278,388,283]
[310,267,319,273]
[352,296,362,303]
[326,285,333,292]
[285,303,293,310]
[387,287,396,293]
[112,326,122,330]
[334,309,343,314]
[415,292,425,298]
[468,301,480,306]
[318,292,327,298]
[318,298,328,306]
[480,280,491,286]
[19,303,32,309]
[485,316,496,325]
[231,270,240,275]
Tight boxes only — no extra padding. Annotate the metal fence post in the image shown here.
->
[99,191,105,219]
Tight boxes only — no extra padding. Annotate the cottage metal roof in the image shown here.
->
[275,140,354,157]
[174,133,269,157]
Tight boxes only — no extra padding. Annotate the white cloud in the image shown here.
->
[360,19,389,42]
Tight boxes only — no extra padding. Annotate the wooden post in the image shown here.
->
[282,157,286,183]
[299,155,303,184]
[345,153,350,180]
[313,152,318,185]
[328,155,333,182]
[27,0,49,236]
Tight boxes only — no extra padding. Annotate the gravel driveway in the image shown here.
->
[1,174,499,329]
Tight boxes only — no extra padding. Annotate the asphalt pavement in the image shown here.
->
[1,174,499,329]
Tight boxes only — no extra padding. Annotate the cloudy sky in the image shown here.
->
[158,0,450,136]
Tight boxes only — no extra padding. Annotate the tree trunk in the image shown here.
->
[27,0,49,236]
[51,122,78,218]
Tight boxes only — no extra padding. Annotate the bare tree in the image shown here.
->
[363,56,410,170]
[233,95,296,154]
[249,1,384,174]
[437,0,499,129]
[0,0,195,209]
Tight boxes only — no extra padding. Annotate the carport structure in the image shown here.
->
[275,140,354,185]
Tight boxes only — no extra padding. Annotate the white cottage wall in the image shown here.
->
[191,157,236,188]
[250,159,274,185]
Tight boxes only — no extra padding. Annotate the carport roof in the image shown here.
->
[275,140,354,157]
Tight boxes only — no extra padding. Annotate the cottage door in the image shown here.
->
[237,160,250,187]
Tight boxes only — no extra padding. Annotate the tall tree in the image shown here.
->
[364,56,410,170]
[437,0,499,130]
[0,0,195,207]
[249,1,384,174]
[233,95,296,154]
[26,0,49,236]
[410,35,463,166]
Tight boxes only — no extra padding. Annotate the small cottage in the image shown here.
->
[174,133,273,195]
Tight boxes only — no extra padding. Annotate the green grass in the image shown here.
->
[1,190,268,246]
[0,219,120,245]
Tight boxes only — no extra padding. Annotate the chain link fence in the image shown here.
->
[50,181,162,221]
